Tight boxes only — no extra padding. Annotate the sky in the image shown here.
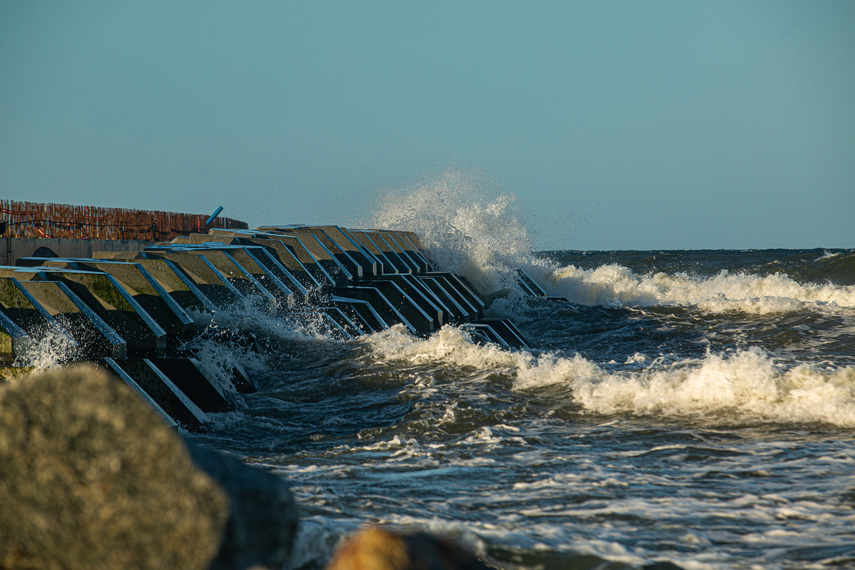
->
[1,1,853,250]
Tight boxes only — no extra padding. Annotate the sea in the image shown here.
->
[175,183,855,570]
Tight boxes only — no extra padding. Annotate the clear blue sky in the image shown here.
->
[2,1,853,250]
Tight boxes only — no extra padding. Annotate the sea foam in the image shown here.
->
[547,265,855,314]
[362,325,855,427]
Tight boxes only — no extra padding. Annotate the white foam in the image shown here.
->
[369,168,548,294]
[531,348,855,427]
[362,325,855,427]
[547,265,855,314]
[359,324,525,371]
[15,324,78,371]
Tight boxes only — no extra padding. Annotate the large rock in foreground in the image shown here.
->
[188,442,299,570]
[0,365,229,569]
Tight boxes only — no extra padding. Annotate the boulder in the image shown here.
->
[187,441,299,570]
[326,526,490,570]
[0,365,229,569]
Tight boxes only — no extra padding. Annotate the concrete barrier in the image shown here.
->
[17,278,127,359]
[34,259,195,343]
[0,276,76,350]
[0,237,151,266]
[1,266,166,357]
[144,250,245,308]
[0,224,540,426]
[94,255,219,314]
[111,358,209,430]
[0,309,32,363]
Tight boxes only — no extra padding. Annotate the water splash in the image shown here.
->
[369,168,549,295]
[15,324,78,372]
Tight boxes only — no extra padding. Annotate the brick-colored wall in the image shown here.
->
[0,200,247,241]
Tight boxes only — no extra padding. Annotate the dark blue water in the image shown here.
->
[186,247,855,569]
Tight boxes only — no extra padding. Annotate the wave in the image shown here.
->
[546,265,855,314]
[368,168,855,315]
[535,347,855,427]
[362,325,855,428]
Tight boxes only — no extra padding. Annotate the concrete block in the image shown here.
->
[367,274,447,327]
[279,230,353,285]
[45,269,167,357]
[425,272,486,318]
[185,248,278,310]
[0,309,32,364]
[48,259,195,341]
[145,250,244,308]
[314,225,379,276]
[417,275,473,322]
[18,279,127,359]
[334,286,419,334]
[0,277,76,348]
[99,357,178,428]
[148,357,234,413]
[468,318,532,349]
[514,268,547,297]
[327,295,388,332]
[5,266,163,357]
[390,230,435,272]
[375,231,422,273]
[115,358,209,430]
[283,226,366,279]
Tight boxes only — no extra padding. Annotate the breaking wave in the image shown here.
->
[369,168,855,316]
[369,168,548,295]
[362,325,855,427]
[546,265,855,314]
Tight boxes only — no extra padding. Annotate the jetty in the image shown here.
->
[0,202,547,429]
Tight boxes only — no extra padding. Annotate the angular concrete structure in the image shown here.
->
[0,222,548,426]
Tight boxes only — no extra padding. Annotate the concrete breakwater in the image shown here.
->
[0,224,545,429]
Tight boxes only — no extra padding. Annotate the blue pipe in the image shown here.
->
[205,206,224,227]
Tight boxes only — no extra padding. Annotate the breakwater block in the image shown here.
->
[39,258,195,342]
[0,223,538,427]
[111,358,209,430]
[0,276,77,353]
[0,310,32,364]
[13,277,127,359]
[7,265,167,357]
[148,357,234,413]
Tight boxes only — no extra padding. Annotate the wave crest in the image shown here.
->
[361,325,855,427]
[547,265,855,313]
[561,348,855,427]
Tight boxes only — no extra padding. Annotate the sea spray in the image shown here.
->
[369,168,552,295]
[183,295,326,395]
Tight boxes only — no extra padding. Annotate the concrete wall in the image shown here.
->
[0,238,152,266]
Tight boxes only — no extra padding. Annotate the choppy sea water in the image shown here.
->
[183,178,855,569]
[185,245,855,570]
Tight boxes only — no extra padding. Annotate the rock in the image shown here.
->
[186,441,299,570]
[326,526,490,570]
[0,365,229,570]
